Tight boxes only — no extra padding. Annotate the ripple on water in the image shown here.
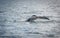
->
[0,36,22,38]
[26,32,41,34]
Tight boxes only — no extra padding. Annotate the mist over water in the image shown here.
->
[0,0,60,38]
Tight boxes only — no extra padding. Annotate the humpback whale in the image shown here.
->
[26,15,49,22]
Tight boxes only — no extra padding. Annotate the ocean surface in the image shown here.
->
[0,0,60,38]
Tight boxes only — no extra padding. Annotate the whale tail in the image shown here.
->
[38,16,49,20]
[26,15,50,22]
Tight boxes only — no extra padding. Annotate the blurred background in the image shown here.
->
[0,0,60,38]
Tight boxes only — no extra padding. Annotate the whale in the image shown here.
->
[26,15,49,22]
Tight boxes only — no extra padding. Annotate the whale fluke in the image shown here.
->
[26,15,49,22]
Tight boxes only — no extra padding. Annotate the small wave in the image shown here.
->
[26,32,43,35]
[11,20,55,24]
[46,34,55,37]
[0,11,4,13]
[0,36,22,38]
